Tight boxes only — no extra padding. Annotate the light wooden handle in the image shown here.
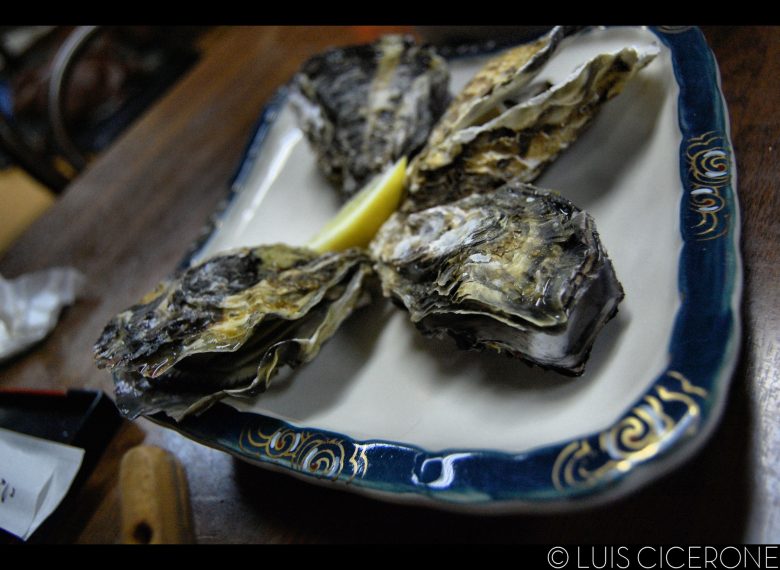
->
[119,445,195,544]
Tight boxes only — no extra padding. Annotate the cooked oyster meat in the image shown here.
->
[290,35,450,198]
[405,39,658,212]
[94,244,373,420]
[371,183,624,375]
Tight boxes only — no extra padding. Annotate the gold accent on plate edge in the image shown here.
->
[686,132,732,241]
[239,426,369,481]
[552,371,708,492]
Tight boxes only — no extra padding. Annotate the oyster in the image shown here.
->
[404,36,658,211]
[290,35,450,198]
[419,26,565,159]
[94,244,373,420]
[371,183,624,375]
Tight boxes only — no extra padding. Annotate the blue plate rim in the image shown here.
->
[151,26,743,511]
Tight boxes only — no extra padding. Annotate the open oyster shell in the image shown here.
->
[404,35,658,212]
[94,244,373,420]
[290,35,450,198]
[419,26,565,159]
[371,183,624,375]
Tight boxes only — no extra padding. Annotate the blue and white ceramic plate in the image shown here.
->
[154,26,741,512]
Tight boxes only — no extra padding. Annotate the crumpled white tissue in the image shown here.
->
[0,267,85,362]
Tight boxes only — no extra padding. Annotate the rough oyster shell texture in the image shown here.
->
[94,28,658,421]
[371,183,625,375]
[94,245,373,419]
[289,34,450,198]
[404,29,659,212]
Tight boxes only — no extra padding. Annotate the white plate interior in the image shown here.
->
[194,27,683,453]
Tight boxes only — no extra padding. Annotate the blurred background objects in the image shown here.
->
[0,25,213,253]
[0,25,546,256]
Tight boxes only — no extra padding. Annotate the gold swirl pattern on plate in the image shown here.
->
[552,371,708,492]
[239,425,369,481]
[686,132,732,241]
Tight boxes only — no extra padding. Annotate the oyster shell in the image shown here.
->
[419,26,565,159]
[290,35,450,198]
[371,183,624,375]
[94,244,373,420]
[404,37,658,212]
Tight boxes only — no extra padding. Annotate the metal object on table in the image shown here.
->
[47,25,102,173]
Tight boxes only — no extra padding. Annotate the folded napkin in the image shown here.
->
[0,427,85,540]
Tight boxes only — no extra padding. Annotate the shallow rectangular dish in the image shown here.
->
[150,26,741,512]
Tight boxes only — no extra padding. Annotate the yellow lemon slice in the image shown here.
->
[308,157,407,253]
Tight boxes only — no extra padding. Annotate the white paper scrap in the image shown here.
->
[0,267,85,362]
[0,427,85,540]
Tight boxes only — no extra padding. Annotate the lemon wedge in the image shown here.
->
[308,157,407,253]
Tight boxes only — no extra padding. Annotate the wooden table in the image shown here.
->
[1,26,777,544]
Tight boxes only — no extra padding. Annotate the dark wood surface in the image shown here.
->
[0,26,777,544]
